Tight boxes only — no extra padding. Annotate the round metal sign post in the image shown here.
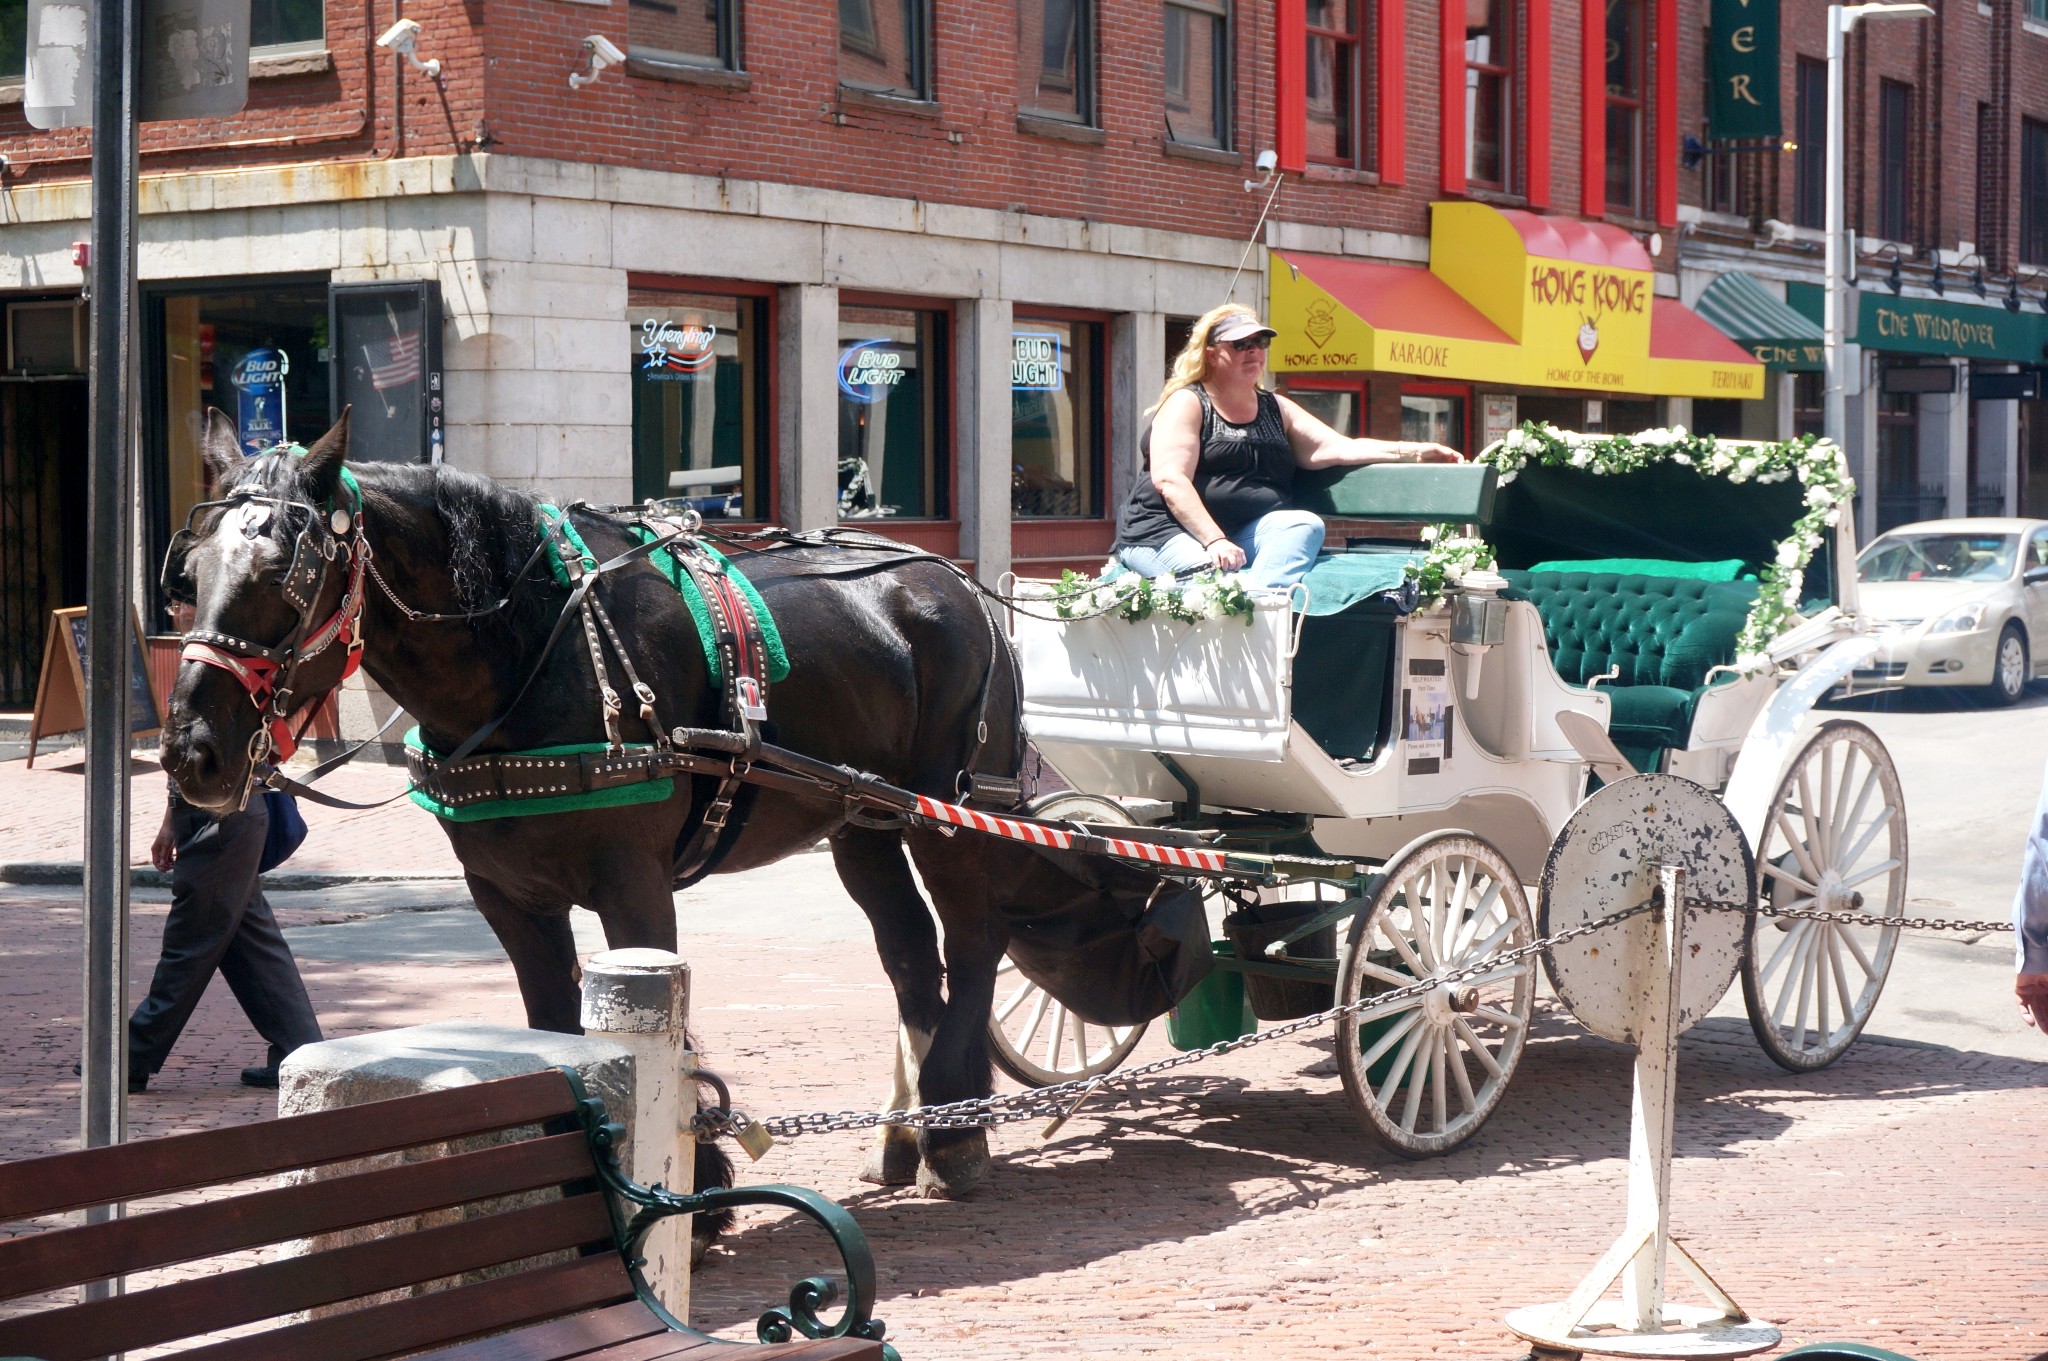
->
[1506,775,1781,1360]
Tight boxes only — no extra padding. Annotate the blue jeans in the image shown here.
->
[1117,509,1326,592]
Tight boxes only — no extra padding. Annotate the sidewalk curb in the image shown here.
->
[0,863,465,891]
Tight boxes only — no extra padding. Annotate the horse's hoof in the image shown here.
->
[858,1133,921,1187]
[690,1229,715,1269]
[914,1131,988,1198]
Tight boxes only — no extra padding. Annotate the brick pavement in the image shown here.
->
[0,749,462,877]
[2,881,2045,1360]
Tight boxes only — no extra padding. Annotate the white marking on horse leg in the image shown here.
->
[885,1024,934,1111]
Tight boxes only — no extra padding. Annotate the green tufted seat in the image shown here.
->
[1498,571,1758,762]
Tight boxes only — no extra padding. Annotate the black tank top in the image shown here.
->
[1115,388,1295,550]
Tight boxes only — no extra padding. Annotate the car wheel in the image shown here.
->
[1991,624,2029,706]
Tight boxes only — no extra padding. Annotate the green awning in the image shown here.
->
[1696,273,1824,371]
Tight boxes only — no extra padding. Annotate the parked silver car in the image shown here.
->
[1853,517,2048,704]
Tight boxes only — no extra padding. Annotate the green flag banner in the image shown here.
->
[1708,0,1781,141]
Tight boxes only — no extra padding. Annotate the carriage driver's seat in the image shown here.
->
[1498,569,1757,772]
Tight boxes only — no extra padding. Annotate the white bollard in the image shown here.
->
[581,948,694,1322]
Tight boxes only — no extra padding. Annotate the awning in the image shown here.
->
[1269,202,1765,399]
[1694,272,1823,370]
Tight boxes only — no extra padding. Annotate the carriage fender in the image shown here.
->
[1720,634,1881,850]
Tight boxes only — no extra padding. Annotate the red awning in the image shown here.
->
[1280,254,1515,345]
[1649,296,1763,367]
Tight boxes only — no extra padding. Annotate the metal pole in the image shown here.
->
[1822,3,1848,456]
[82,0,142,1256]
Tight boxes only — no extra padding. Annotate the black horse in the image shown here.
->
[161,408,1044,1200]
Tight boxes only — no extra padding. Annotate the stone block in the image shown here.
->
[611,205,822,283]
[532,197,615,268]
[760,181,919,234]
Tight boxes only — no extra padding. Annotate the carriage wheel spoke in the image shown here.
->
[1815,926,1832,1040]
[1472,1004,1526,1031]
[1816,749,1839,863]
[1353,959,1414,988]
[1379,914,1432,977]
[1837,807,1898,876]
[1826,930,1856,1025]
[1458,962,1530,989]
[1398,1032,1433,1132]
[1767,923,1814,1025]
[1357,1007,1424,1072]
[1410,872,1442,972]
[1796,768,1828,877]
[1377,1022,1429,1112]
[1453,1017,1504,1079]
[1452,882,1507,960]
[1015,989,1052,1054]
[1446,1027,1481,1112]
[1756,917,1808,989]
[1774,811,1826,886]
[1831,765,1883,871]
[1441,861,1473,963]
[1827,749,1866,866]
[1841,857,1903,890]
[1762,860,1819,898]
[1039,1001,1067,1068]
[1836,921,1879,978]
[1429,1034,1449,1134]
[994,977,1037,1023]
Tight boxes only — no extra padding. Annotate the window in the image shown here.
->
[1011,317,1105,519]
[1793,58,1826,229]
[1702,124,1754,217]
[252,0,323,51]
[1019,0,1091,121]
[1401,385,1468,454]
[630,285,771,518]
[2,0,22,80]
[838,304,949,520]
[1465,0,1512,190]
[1793,370,1823,438]
[1306,0,1361,165]
[1605,0,1644,213]
[1879,80,1913,243]
[2033,0,2048,22]
[840,0,929,98]
[630,0,738,69]
[1165,0,1231,148]
[1278,381,1361,436]
[1978,103,1999,259]
[2024,119,2048,265]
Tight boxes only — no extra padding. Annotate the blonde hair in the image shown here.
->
[1148,303,1268,419]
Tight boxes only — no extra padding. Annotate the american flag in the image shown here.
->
[364,331,422,391]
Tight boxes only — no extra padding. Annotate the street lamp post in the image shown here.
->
[1823,2,1935,502]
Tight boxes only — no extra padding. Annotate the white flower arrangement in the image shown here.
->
[1453,422,1856,662]
[1049,567,1256,625]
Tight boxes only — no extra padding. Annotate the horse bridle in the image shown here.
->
[161,469,368,807]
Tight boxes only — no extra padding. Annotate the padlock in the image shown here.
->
[733,1114,776,1162]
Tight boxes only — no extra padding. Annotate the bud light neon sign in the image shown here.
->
[837,340,908,404]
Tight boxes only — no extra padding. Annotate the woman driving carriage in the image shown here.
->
[1112,303,1463,591]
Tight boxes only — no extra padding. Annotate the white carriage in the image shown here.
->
[989,428,1907,1157]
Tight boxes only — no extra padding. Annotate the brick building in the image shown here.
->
[0,0,2032,707]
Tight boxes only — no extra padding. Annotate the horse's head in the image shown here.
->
[160,407,362,811]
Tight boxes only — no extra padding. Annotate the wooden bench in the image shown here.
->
[0,1068,892,1361]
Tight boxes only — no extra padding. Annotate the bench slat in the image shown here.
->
[0,1130,597,1302]
[0,1190,614,1361]
[0,1069,580,1220]
[177,1252,639,1361]
[416,1300,672,1360]
[622,1337,889,1359]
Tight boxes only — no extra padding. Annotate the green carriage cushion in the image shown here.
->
[1524,556,1748,582]
[1497,571,1758,751]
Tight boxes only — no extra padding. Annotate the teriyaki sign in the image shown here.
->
[837,340,908,404]
[1011,332,1063,390]
[231,348,289,456]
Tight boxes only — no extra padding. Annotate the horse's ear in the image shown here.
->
[298,408,351,503]
[199,408,243,481]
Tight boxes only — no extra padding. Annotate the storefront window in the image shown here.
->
[1011,318,1104,518]
[149,281,334,621]
[1402,390,1466,452]
[1278,382,1360,436]
[1793,371,1823,437]
[630,286,770,518]
[1876,384,1926,531]
[839,305,949,519]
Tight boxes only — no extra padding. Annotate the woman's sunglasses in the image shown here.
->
[1222,334,1272,352]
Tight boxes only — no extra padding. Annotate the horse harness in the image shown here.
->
[171,462,1024,869]
[162,464,370,800]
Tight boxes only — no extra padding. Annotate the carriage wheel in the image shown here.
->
[1741,720,1907,1072]
[987,792,1151,1087]
[1334,832,1535,1158]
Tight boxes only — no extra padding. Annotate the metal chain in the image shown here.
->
[700,898,1662,1142]
[695,895,2018,1146]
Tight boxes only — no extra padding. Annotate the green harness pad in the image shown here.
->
[404,728,675,822]
[536,505,790,685]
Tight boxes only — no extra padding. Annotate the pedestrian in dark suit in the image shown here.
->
[125,786,325,1090]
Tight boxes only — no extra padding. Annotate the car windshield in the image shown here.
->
[1858,532,2019,583]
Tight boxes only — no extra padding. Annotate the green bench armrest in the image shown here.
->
[1293,462,1498,525]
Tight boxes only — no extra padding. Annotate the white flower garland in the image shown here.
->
[1433,423,1855,665]
[1049,567,1256,625]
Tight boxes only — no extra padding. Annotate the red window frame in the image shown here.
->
[1605,0,1646,216]
[625,272,779,527]
[1462,0,1514,192]
[1304,0,1363,167]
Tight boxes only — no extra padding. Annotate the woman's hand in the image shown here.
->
[1397,441,1465,463]
[1204,537,1248,572]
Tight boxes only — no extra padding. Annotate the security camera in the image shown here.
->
[376,18,442,77]
[1244,147,1283,192]
[569,34,626,88]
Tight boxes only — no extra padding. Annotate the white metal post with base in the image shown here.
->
[1510,777,1784,1360]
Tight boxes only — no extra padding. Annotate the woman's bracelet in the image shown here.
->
[1202,536,1227,550]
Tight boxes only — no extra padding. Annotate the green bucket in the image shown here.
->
[1166,943,1258,1051]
